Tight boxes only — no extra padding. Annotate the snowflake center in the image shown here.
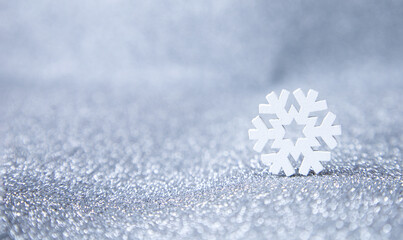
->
[283,119,305,145]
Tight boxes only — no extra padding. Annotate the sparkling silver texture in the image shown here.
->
[1,1,403,239]
[1,70,403,239]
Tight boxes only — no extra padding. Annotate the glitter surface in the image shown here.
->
[1,67,402,239]
[1,2,403,238]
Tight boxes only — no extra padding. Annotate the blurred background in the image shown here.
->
[1,0,402,86]
[1,1,403,239]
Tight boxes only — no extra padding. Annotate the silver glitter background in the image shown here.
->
[1,1,403,239]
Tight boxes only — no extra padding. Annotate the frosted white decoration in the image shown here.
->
[249,89,341,176]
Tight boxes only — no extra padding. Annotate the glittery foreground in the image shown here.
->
[1,73,402,239]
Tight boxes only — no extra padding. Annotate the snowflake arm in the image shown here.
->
[299,150,331,176]
[295,138,331,175]
[248,116,274,152]
[303,112,341,149]
[259,90,292,125]
[262,140,295,176]
[290,89,327,124]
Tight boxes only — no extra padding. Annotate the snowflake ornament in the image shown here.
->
[248,89,341,176]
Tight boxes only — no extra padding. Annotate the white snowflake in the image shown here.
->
[248,89,341,176]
